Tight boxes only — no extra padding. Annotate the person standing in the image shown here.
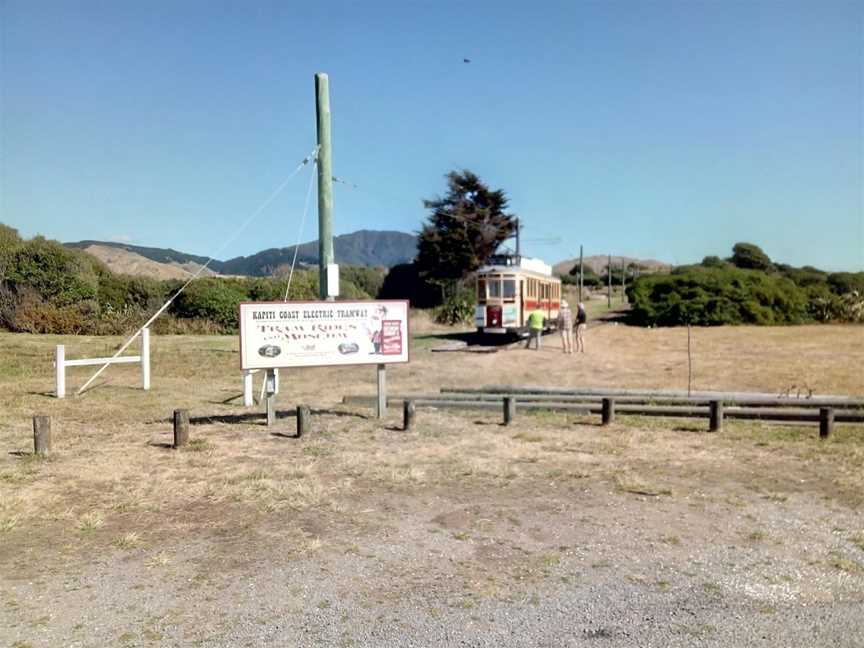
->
[525,308,545,350]
[558,300,573,354]
[575,302,587,352]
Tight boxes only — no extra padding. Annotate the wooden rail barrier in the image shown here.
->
[341,395,864,427]
[440,386,864,408]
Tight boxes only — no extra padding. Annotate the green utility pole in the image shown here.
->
[315,73,335,300]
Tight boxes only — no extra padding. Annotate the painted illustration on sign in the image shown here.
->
[239,300,409,370]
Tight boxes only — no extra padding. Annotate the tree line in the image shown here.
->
[0,224,382,335]
[3,169,860,333]
[626,243,864,326]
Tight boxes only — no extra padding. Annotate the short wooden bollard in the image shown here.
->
[709,400,724,433]
[403,400,416,431]
[297,405,311,438]
[173,409,190,448]
[819,407,834,439]
[503,397,516,425]
[601,398,615,425]
[33,416,51,456]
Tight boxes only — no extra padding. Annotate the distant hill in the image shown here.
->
[78,244,219,280]
[66,240,224,272]
[65,230,418,278]
[221,230,417,276]
[553,255,671,276]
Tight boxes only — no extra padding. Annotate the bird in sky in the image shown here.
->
[463,58,471,63]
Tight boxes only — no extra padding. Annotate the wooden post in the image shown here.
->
[687,325,693,397]
[33,416,51,456]
[265,369,277,427]
[621,259,626,303]
[607,254,612,308]
[403,399,416,431]
[601,397,615,425]
[173,409,189,448]
[503,396,516,425]
[141,327,151,391]
[376,364,387,418]
[709,400,724,432]
[55,345,65,399]
[578,245,583,305]
[243,370,254,407]
[297,404,311,438]
[819,407,834,439]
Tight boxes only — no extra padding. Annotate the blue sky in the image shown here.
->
[1,0,861,270]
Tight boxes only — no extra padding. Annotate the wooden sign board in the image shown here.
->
[239,300,409,370]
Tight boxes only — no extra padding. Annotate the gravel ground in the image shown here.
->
[3,481,862,647]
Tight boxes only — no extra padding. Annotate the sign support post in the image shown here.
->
[376,363,387,418]
[141,327,151,390]
[265,368,277,426]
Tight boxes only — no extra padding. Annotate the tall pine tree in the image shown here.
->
[415,170,516,289]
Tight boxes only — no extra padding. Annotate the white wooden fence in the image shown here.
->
[55,328,150,398]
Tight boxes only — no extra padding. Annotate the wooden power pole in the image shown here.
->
[621,258,626,303]
[315,73,335,300]
[607,253,612,308]
[578,245,583,304]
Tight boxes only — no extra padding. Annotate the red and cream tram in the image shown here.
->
[475,255,562,336]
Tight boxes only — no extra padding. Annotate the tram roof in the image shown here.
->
[477,255,556,279]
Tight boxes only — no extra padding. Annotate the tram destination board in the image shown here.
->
[239,300,409,370]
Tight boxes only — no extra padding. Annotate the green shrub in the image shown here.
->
[379,263,440,307]
[433,289,474,325]
[169,278,250,332]
[0,224,22,281]
[627,265,808,326]
[6,237,101,305]
[827,272,864,296]
[340,265,385,298]
[701,255,726,268]
[730,242,773,271]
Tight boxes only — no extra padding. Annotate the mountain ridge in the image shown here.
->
[66,229,419,276]
[553,255,671,276]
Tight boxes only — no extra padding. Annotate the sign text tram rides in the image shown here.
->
[239,300,409,370]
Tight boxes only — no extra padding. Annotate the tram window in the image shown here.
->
[477,279,486,300]
[503,280,516,298]
[489,279,502,298]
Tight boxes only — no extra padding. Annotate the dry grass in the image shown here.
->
[0,325,862,566]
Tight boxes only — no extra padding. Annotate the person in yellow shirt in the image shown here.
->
[525,309,545,350]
